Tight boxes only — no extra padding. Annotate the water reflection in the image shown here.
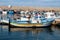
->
[0,25,60,40]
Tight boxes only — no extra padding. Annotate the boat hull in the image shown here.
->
[0,19,52,28]
[0,22,9,25]
[10,23,52,28]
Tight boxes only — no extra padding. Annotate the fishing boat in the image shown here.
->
[52,12,60,26]
[0,10,14,25]
[0,9,8,25]
[9,11,52,28]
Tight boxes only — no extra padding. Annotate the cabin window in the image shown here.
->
[44,14,47,17]
[50,14,54,16]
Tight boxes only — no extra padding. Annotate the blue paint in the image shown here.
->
[8,10,14,15]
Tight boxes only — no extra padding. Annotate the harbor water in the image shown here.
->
[0,25,60,40]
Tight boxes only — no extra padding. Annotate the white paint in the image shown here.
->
[44,12,56,18]
[20,11,25,14]
[2,11,7,15]
[20,17,29,21]
[1,20,9,23]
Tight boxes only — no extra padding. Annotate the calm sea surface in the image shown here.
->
[0,25,60,40]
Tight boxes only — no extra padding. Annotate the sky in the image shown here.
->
[0,0,60,7]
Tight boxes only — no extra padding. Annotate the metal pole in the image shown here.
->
[8,18,11,32]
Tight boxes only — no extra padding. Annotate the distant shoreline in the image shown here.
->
[0,6,60,11]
